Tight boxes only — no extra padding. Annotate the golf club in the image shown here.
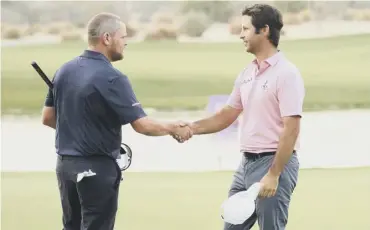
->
[31,61,54,89]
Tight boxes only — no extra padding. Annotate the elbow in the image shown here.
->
[131,117,151,135]
[41,107,56,128]
[41,116,48,125]
[41,117,51,127]
[41,115,55,128]
[132,125,148,135]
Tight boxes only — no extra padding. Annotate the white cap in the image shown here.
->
[221,182,261,225]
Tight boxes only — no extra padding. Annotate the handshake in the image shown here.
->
[169,121,194,143]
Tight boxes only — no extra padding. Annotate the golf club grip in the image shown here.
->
[31,61,54,89]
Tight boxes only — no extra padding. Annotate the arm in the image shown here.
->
[268,70,305,177]
[190,105,242,135]
[131,117,188,137]
[190,77,243,135]
[41,88,56,129]
[268,116,300,176]
[100,74,191,138]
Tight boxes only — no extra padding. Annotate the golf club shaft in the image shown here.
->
[31,61,54,89]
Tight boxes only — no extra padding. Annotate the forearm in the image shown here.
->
[47,122,56,129]
[269,128,299,176]
[135,118,175,136]
[191,115,231,135]
[42,117,56,129]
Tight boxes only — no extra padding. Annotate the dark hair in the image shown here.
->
[242,4,283,47]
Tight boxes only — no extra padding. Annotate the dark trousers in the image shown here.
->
[56,155,122,230]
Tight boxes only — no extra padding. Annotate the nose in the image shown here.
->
[239,31,244,40]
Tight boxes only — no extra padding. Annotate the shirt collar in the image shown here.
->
[80,50,111,65]
[252,50,284,68]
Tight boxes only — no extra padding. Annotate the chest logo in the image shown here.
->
[262,80,268,91]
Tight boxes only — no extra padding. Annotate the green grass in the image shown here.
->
[2,34,370,114]
[2,168,370,230]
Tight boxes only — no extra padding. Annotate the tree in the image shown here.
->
[273,1,308,13]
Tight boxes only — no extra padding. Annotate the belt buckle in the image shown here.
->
[253,154,262,161]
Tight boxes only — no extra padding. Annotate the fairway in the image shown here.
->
[2,168,370,230]
[2,34,370,113]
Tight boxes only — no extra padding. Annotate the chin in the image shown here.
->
[243,44,251,53]
[111,54,123,62]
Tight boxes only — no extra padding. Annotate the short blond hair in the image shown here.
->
[87,12,122,45]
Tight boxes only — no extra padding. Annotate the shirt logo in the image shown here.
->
[132,102,141,107]
[242,77,253,84]
[262,80,268,91]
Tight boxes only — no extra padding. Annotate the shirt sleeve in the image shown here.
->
[226,71,244,110]
[227,85,243,110]
[44,88,54,107]
[277,70,305,117]
[98,74,147,125]
[44,71,57,107]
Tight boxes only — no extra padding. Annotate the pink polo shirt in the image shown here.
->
[227,51,305,153]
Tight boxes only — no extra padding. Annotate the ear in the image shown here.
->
[102,32,111,46]
[261,25,270,36]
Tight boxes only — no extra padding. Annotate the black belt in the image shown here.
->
[243,151,275,160]
[243,150,296,160]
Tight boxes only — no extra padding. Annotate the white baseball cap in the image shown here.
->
[220,182,262,225]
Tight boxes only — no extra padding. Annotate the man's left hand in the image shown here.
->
[171,121,193,143]
[258,172,279,198]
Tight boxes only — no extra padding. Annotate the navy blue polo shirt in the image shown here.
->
[44,50,147,159]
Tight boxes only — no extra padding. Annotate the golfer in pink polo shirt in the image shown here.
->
[175,4,305,230]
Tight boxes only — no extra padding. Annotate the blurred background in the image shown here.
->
[1,1,370,230]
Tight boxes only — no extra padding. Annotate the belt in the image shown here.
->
[243,150,296,160]
[243,151,275,160]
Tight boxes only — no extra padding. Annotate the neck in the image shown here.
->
[87,45,112,62]
[254,44,278,64]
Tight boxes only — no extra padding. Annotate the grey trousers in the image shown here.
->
[224,152,299,230]
[56,155,122,230]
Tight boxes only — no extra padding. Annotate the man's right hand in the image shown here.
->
[170,121,193,143]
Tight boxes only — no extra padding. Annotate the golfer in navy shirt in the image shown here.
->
[41,12,192,230]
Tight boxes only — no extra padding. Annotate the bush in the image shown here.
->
[274,1,308,14]
[3,27,22,39]
[24,24,42,36]
[145,24,178,41]
[181,1,234,23]
[283,13,303,25]
[151,12,176,25]
[126,23,138,37]
[61,31,82,42]
[298,9,312,22]
[345,9,370,21]
[46,22,75,35]
[360,10,370,21]
[179,11,210,37]
[342,9,356,21]
[145,12,178,41]
[1,23,8,34]
[228,16,242,35]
